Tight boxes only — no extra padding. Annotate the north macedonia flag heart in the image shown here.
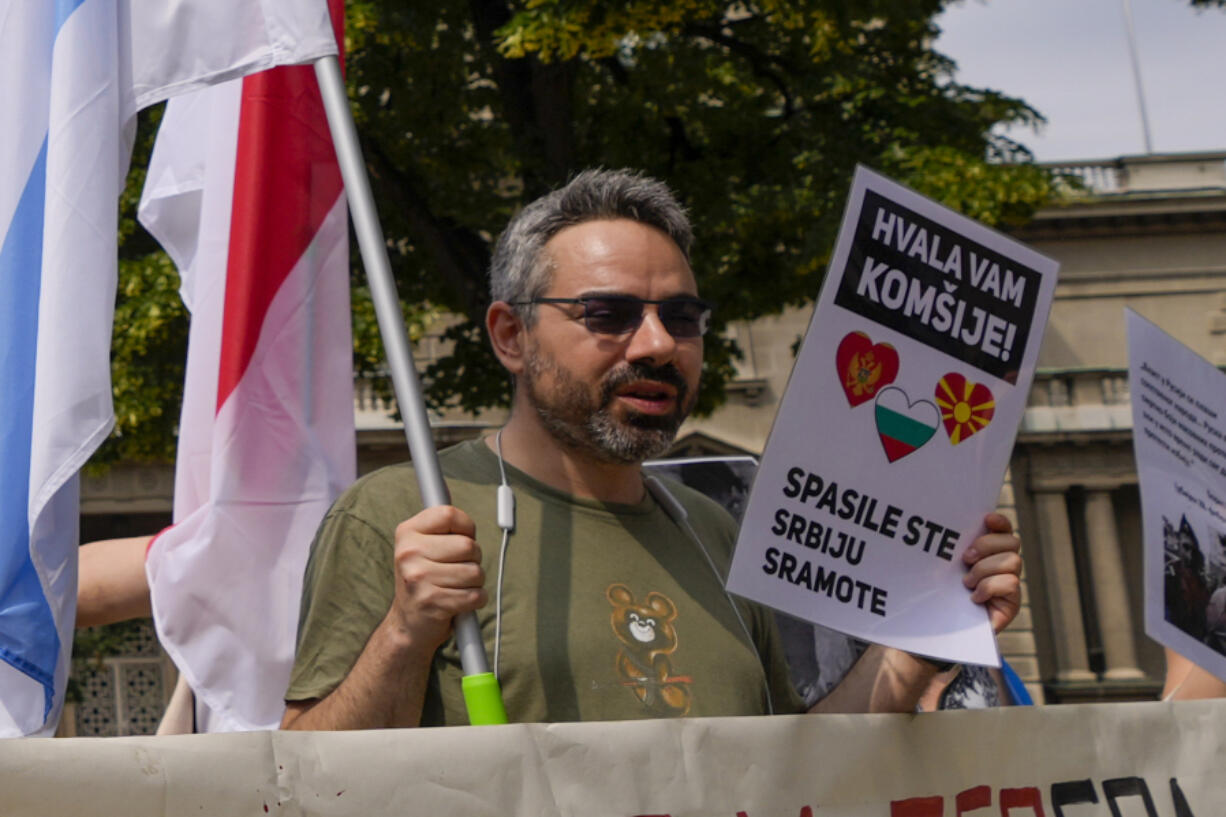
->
[934,373,995,445]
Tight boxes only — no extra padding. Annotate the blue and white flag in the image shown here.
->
[0,0,336,737]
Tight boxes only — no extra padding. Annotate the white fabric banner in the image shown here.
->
[2,702,1222,815]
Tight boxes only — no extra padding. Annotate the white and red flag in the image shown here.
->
[138,0,355,732]
[0,0,338,737]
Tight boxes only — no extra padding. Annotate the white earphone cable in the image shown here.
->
[493,430,514,680]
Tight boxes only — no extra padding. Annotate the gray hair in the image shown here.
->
[488,168,693,323]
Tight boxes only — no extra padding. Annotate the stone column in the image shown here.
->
[1083,489,1145,680]
[1034,489,1096,681]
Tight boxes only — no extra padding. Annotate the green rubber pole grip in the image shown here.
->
[462,672,508,725]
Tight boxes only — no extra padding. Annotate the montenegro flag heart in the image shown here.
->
[836,331,900,407]
[934,372,995,445]
[874,387,939,462]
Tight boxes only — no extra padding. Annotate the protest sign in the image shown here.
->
[646,457,1015,706]
[1127,310,1226,681]
[4,702,1223,815]
[727,166,1058,665]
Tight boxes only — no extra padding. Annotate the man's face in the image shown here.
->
[519,218,703,465]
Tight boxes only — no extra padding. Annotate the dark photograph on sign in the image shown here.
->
[1164,514,1226,655]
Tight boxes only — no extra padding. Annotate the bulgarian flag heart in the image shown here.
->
[835,331,900,407]
[935,372,995,445]
[874,387,939,462]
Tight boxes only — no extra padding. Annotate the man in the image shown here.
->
[281,169,1022,729]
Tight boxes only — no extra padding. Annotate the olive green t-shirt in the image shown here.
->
[286,438,803,724]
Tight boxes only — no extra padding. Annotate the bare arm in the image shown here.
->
[1163,647,1226,700]
[76,536,154,628]
[809,645,939,713]
[809,512,1022,714]
[281,614,437,729]
[281,505,487,730]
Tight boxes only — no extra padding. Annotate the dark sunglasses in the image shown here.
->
[512,294,714,338]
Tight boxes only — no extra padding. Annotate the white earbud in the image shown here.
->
[497,483,515,532]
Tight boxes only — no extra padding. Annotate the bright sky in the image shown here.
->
[935,0,1226,162]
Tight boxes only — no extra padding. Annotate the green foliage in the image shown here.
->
[350,283,443,414]
[92,106,188,469]
[99,252,189,466]
[346,0,1053,417]
[104,0,1056,459]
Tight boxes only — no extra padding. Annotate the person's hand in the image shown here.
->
[961,512,1022,634]
[386,505,487,653]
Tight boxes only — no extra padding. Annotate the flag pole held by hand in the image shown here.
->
[312,54,507,726]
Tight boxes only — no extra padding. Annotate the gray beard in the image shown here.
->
[523,349,690,465]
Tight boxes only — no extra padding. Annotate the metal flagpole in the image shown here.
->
[1121,0,1154,154]
[312,54,507,726]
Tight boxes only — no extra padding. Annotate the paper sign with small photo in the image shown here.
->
[1127,310,1226,683]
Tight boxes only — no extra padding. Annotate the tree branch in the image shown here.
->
[469,0,577,196]
[682,23,796,119]
[361,135,490,324]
